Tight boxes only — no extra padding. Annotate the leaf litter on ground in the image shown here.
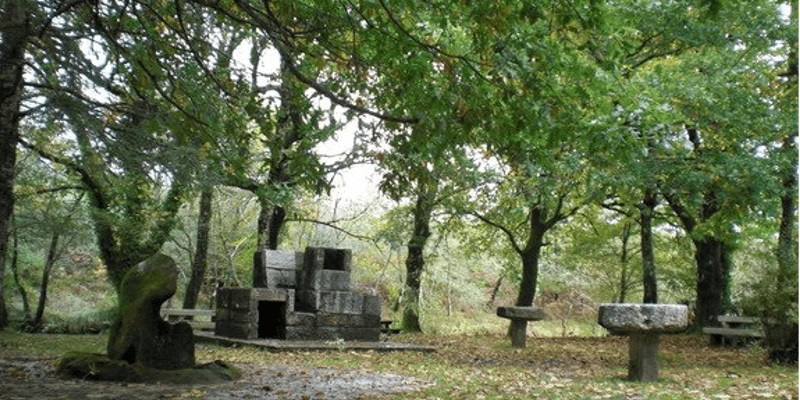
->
[0,331,796,400]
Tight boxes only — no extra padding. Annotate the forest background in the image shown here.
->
[0,0,796,340]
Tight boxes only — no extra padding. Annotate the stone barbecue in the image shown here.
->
[215,247,382,341]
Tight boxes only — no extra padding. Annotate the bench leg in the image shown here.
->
[628,334,660,382]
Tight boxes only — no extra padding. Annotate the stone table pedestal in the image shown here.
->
[597,303,688,382]
[497,306,544,348]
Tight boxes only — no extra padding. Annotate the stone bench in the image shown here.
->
[597,303,688,382]
[496,306,544,348]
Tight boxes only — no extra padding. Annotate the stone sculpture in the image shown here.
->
[107,254,195,370]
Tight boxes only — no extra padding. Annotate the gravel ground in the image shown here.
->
[0,355,434,400]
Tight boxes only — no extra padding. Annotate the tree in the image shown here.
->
[229,57,337,251]
[377,127,448,333]
[16,0,250,293]
[183,188,213,309]
[0,0,29,329]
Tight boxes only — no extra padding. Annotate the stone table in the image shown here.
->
[597,303,688,382]
[496,306,544,348]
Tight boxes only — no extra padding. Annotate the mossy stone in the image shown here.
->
[58,352,240,384]
[107,253,195,370]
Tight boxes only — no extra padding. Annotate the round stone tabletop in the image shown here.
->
[597,303,688,335]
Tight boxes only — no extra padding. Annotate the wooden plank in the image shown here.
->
[717,315,760,324]
[702,327,763,338]
[161,308,215,317]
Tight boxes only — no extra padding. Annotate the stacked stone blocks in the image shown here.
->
[215,247,381,342]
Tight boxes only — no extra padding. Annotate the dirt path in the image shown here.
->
[0,354,433,400]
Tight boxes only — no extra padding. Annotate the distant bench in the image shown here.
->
[381,320,401,335]
[161,308,216,331]
[703,315,763,346]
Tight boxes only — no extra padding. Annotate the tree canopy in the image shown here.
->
[0,0,795,331]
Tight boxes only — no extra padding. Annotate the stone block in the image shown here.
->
[363,295,381,317]
[215,321,258,340]
[264,250,304,270]
[216,289,231,308]
[254,250,302,288]
[296,290,321,312]
[222,309,257,324]
[251,287,291,303]
[285,312,316,327]
[226,288,256,310]
[316,313,380,327]
[320,291,364,315]
[320,270,351,291]
[285,326,380,342]
[284,325,320,341]
[298,248,352,292]
[496,306,545,321]
[265,268,297,288]
[318,327,381,342]
[597,303,688,334]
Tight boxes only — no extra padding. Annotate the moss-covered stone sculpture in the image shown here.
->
[59,253,239,383]
[107,253,195,370]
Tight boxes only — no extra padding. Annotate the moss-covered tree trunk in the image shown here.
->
[0,0,28,330]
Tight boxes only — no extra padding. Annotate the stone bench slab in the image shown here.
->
[496,306,544,321]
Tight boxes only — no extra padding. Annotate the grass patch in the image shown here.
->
[0,330,106,356]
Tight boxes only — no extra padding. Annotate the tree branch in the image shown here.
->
[288,217,377,242]
[464,211,523,255]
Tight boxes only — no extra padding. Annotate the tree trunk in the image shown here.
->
[640,190,658,304]
[508,207,547,346]
[266,206,286,250]
[184,188,213,309]
[664,188,731,328]
[257,198,287,251]
[10,226,30,323]
[402,186,435,333]
[0,0,28,330]
[617,222,632,303]
[402,245,425,332]
[488,276,503,307]
[31,233,59,332]
[508,242,543,345]
[693,237,732,327]
[776,134,798,288]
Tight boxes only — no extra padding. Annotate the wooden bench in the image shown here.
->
[161,308,216,331]
[380,320,401,335]
[703,315,763,346]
